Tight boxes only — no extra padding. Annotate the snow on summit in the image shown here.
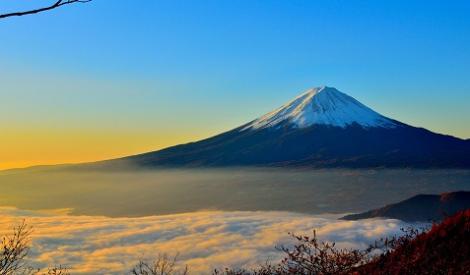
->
[243,86,397,130]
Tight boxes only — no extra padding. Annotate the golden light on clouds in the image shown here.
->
[0,207,411,274]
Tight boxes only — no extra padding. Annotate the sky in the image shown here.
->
[1,0,469,170]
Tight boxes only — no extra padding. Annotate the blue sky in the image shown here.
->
[1,0,469,168]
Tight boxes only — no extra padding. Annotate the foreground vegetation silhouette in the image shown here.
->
[0,0,92,19]
[131,253,189,275]
[1,210,469,274]
[0,220,69,275]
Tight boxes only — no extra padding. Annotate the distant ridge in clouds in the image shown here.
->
[0,208,413,274]
[342,191,470,222]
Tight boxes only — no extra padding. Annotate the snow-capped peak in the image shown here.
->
[242,86,397,130]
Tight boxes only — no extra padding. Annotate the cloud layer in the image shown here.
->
[0,208,410,274]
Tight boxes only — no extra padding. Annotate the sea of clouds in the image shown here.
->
[0,207,412,274]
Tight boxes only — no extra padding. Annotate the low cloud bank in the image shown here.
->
[0,207,412,274]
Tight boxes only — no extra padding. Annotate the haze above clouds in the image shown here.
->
[1,169,470,217]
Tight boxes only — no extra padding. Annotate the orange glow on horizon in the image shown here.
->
[0,127,212,171]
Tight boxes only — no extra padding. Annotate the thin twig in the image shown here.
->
[0,0,92,19]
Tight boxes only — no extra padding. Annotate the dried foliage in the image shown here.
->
[277,230,368,274]
[215,230,370,275]
[42,266,70,275]
[357,209,470,275]
[3,211,470,274]
[0,220,33,275]
[218,211,470,275]
[0,221,71,275]
[213,262,283,275]
[131,253,189,275]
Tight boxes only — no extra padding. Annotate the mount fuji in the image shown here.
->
[114,86,470,168]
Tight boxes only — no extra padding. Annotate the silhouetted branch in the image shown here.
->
[131,253,189,275]
[0,220,33,275]
[43,265,70,275]
[0,0,92,19]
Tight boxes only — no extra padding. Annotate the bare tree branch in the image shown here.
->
[0,0,92,19]
[0,220,33,275]
[131,253,189,275]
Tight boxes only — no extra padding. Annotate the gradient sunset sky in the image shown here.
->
[1,0,469,170]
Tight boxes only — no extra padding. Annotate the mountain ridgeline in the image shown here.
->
[342,191,470,222]
[114,86,470,169]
